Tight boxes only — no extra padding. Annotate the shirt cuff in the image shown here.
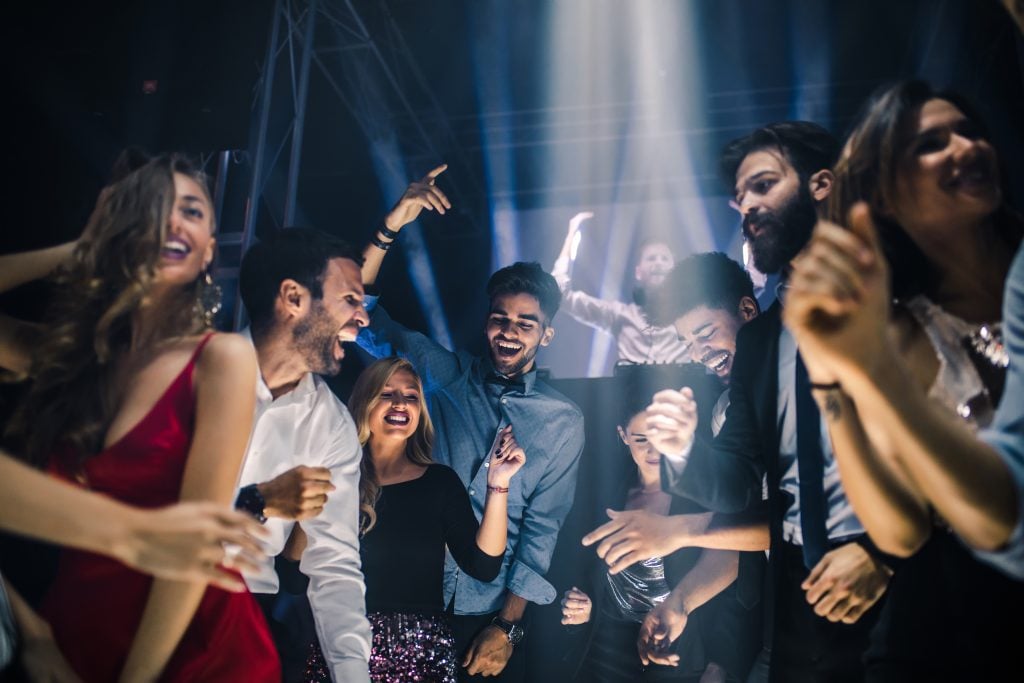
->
[661,439,694,467]
[506,559,556,606]
[332,658,371,683]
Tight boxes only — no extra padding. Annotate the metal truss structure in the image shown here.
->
[211,0,485,329]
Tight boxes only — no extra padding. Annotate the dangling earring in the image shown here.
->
[196,268,223,327]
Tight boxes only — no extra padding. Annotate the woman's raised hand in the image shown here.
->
[487,425,526,487]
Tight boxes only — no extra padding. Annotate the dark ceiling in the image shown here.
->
[2,0,1022,366]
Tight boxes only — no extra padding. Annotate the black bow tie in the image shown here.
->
[487,373,526,391]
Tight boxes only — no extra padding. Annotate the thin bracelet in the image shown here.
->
[370,235,392,251]
[809,381,842,392]
[379,225,400,240]
[487,485,509,494]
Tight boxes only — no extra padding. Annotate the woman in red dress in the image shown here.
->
[1,153,279,681]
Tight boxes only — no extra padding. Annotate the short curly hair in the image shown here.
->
[486,261,562,322]
[645,252,755,327]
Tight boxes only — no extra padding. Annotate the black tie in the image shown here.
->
[795,352,829,569]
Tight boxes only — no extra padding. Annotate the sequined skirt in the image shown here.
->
[305,611,457,683]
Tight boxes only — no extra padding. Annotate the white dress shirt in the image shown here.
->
[237,331,371,683]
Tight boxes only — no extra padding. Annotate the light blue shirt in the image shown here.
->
[357,297,585,614]
[777,327,865,545]
[977,245,1024,579]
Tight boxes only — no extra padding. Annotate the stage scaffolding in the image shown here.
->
[209,0,484,329]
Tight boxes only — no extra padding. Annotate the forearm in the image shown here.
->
[477,490,509,557]
[0,241,76,294]
[5,577,52,641]
[361,236,391,286]
[672,549,739,614]
[847,354,1017,550]
[499,592,528,622]
[690,514,770,551]
[118,579,206,682]
[819,388,932,556]
[0,453,142,559]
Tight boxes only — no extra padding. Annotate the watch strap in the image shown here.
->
[235,483,268,524]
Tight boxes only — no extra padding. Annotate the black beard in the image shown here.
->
[490,342,538,378]
[293,300,342,376]
[742,184,818,275]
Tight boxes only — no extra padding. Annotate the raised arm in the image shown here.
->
[783,208,1000,555]
[118,334,258,683]
[0,453,264,590]
[442,429,526,584]
[361,164,450,286]
[0,241,78,375]
[0,241,77,295]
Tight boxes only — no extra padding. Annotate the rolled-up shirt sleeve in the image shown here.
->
[506,423,585,604]
[300,415,372,683]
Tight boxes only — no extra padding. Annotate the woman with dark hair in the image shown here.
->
[302,356,524,682]
[561,368,759,683]
[784,80,1024,681]
[0,153,279,681]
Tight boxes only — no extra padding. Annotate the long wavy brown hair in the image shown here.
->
[347,357,434,534]
[7,153,216,467]
[828,80,1022,301]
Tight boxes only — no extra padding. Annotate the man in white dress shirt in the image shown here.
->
[233,228,372,683]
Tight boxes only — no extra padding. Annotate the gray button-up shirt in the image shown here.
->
[357,297,586,614]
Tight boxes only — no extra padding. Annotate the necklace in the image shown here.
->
[966,322,1009,369]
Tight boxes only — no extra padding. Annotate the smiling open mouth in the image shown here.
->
[702,350,730,374]
[495,341,522,357]
[161,238,192,260]
[383,413,409,426]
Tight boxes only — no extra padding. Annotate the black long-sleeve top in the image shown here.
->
[361,464,503,614]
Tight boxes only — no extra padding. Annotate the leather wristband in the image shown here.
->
[370,235,392,251]
[378,224,400,240]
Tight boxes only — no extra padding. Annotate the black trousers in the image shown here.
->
[769,542,882,683]
[448,609,527,683]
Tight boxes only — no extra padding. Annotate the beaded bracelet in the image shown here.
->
[487,484,509,494]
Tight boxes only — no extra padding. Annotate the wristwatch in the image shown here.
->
[490,617,525,646]
[235,484,268,524]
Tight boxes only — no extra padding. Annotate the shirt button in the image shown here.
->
[484,461,490,468]
[501,398,508,405]
[469,488,476,496]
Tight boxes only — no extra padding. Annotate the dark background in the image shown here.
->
[1,1,1022,680]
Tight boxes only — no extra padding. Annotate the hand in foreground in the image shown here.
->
[487,425,526,487]
[582,509,711,574]
[384,164,452,232]
[636,592,686,667]
[802,541,892,624]
[783,202,891,384]
[645,388,698,457]
[560,587,592,625]
[259,465,335,520]
[117,502,267,591]
[462,625,513,677]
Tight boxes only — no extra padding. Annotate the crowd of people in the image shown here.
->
[1,15,1024,683]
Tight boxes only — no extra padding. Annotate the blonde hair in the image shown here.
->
[347,357,434,534]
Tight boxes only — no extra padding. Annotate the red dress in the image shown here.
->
[40,334,280,682]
